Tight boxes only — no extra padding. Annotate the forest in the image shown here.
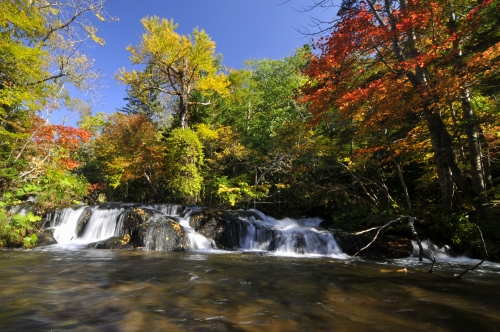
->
[1,0,499,258]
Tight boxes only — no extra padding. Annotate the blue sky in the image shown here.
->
[60,0,339,124]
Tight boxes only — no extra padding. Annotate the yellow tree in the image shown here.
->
[117,17,229,129]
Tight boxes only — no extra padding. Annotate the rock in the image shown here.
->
[333,231,412,259]
[224,210,264,221]
[114,207,189,251]
[189,209,250,249]
[88,236,133,249]
[76,207,93,237]
[35,229,57,246]
[189,209,231,249]
[140,217,189,251]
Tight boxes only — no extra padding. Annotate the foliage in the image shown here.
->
[301,0,500,212]
[90,113,166,201]
[1,1,499,253]
[0,0,112,248]
[117,16,229,129]
[164,128,204,202]
[0,200,40,248]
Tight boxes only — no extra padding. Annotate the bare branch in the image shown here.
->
[352,215,407,257]
[454,225,496,279]
[426,238,437,273]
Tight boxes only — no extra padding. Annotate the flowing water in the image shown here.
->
[1,206,499,331]
[1,249,500,331]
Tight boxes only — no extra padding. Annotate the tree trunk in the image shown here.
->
[179,58,190,129]
[179,95,189,129]
[448,0,487,205]
[462,86,487,204]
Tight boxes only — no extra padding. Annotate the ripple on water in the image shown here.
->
[0,249,499,331]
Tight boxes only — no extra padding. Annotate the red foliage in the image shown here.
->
[30,116,92,170]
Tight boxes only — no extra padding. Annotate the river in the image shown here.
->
[1,246,499,331]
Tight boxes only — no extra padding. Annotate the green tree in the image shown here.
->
[117,16,229,129]
[164,128,204,203]
[0,0,112,248]
[92,113,166,202]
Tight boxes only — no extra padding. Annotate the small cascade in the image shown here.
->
[45,203,344,256]
[49,206,90,244]
[410,240,471,262]
[145,204,185,216]
[9,202,34,216]
[228,210,343,255]
[78,207,126,243]
[179,213,215,250]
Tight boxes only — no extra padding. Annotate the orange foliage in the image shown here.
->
[301,0,498,167]
[30,116,92,171]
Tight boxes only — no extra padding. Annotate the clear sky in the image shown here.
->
[59,0,339,124]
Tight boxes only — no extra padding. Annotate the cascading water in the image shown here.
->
[49,206,90,244]
[78,207,126,243]
[226,209,343,256]
[45,203,344,256]
[147,204,185,216]
[178,212,216,250]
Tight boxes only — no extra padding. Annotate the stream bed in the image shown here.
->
[1,247,499,331]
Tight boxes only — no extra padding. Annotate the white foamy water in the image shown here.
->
[47,204,344,256]
[78,207,126,243]
[178,213,216,251]
[51,206,89,245]
[230,210,344,257]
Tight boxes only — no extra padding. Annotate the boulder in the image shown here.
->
[35,229,57,246]
[76,207,92,237]
[88,236,133,249]
[189,209,249,249]
[114,207,189,251]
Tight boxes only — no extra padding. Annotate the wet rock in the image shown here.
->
[189,209,232,249]
[88,236,134,249]
[35,229,57,246]
[224,210,264,221]
[76,208,93,237]
[189,209,251,249]
[140,217,189,251]
[333,231,412,259]
[116,207,189,251]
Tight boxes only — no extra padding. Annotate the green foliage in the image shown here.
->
[164,128,204,202]
[0,202,40,248]
[117,16,229,129]
[35,169,89,210]
[214,175,268,207]
[78,111,107,136]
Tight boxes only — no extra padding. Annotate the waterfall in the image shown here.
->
[47,206,89,244]
[78,207,126,242]
[227,210,343,255]
[178,212,215,250]
[46,204,344,256]
[147,204,185,216]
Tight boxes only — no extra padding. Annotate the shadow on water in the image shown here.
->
[0,249,500,331]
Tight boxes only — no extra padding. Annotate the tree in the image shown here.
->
[93,113,166,202]
[0,0,113,247]
[117,16,229,129]
[164,128,204,203]
[301,0,500,211]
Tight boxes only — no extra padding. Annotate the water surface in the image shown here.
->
[0,248,499,331]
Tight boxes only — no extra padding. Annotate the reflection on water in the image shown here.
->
[0,248,499,331]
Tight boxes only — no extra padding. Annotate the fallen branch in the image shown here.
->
[352,215,434,265]
[454,225,498,279]
[426,238,437,273]
[352,215,407,258]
